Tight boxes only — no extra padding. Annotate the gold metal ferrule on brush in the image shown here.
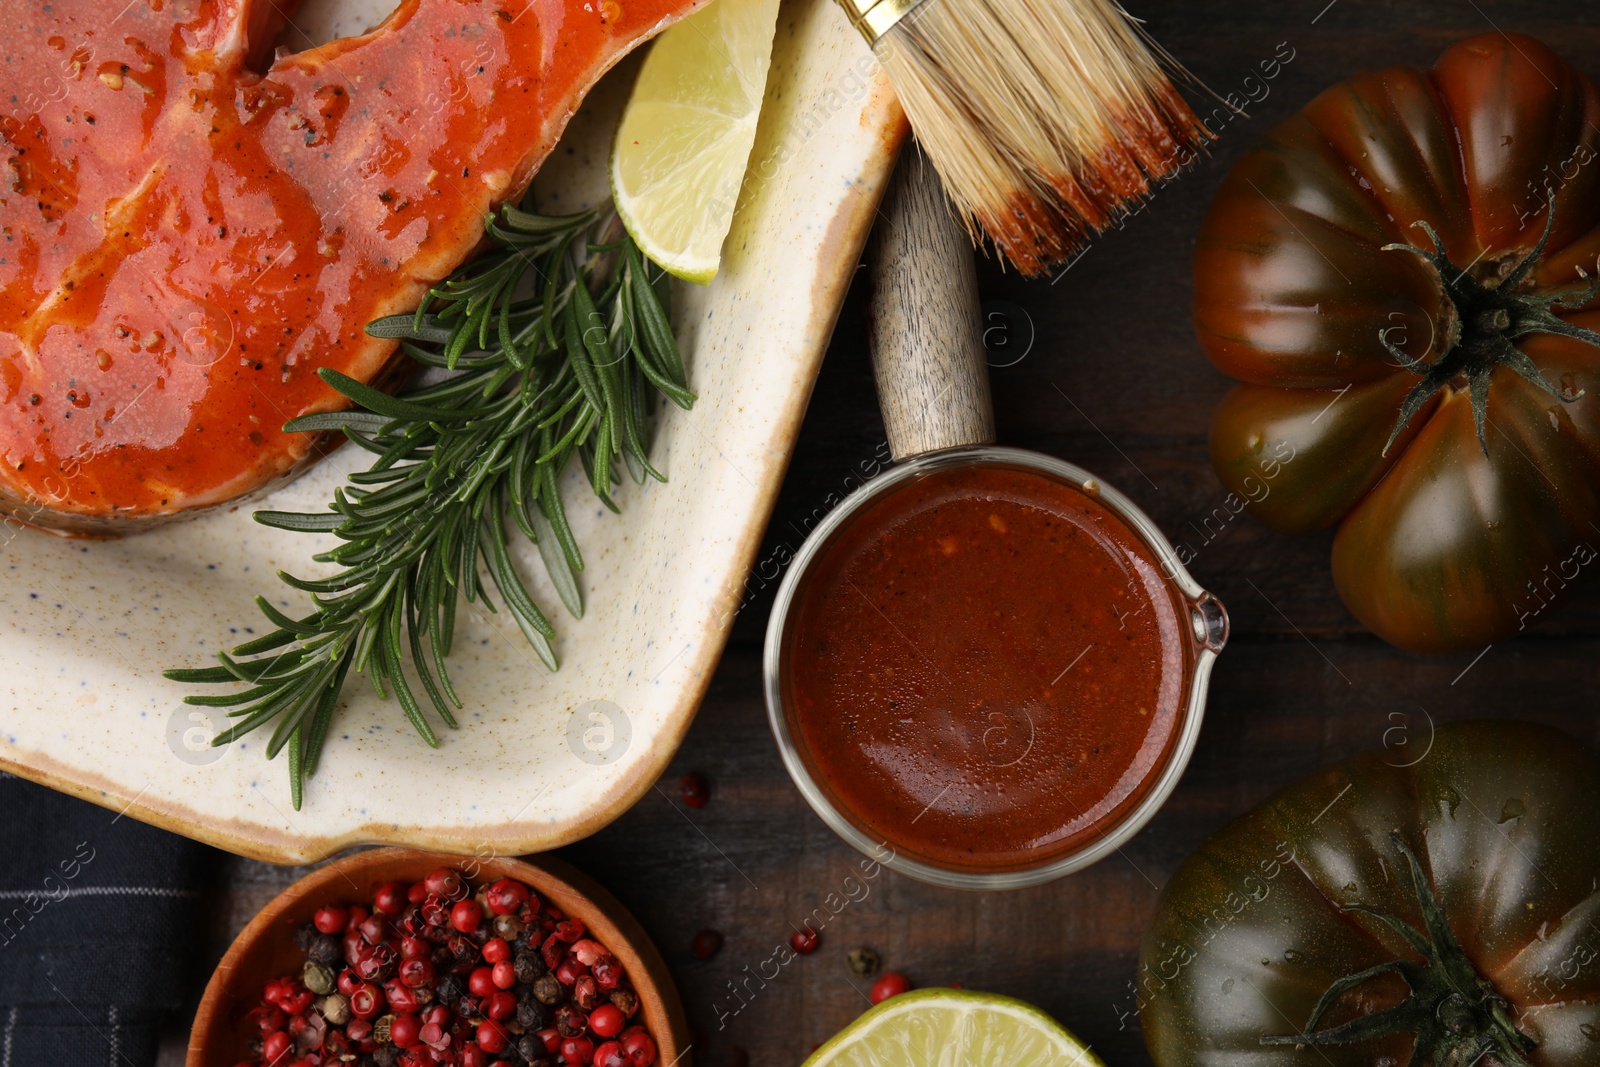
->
[834,0,923,44]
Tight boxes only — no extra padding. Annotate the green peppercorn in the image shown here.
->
[302,961,335,995]
[847,946,881,977]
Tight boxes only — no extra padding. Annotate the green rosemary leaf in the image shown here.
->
[530,492,583,619]
[366,313,457,343]
[319,369,464,422]
[170,201,688,805]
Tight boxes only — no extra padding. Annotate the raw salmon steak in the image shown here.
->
[0,0,700,534]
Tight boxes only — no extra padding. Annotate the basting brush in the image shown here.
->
[837,0,1209,275]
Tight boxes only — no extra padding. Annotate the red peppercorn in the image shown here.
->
[535,1028,562,1053]
[574,975,602,1011]
[346,1018,373,1044]
[678,771,709,809]
[485,990,517,1020]
[398,935,429,960]
[390,1013,422,1048]
[555,957,588,986]
[481,937,511,964]
[424,867,464,899]
[555,918,586,943]
[562,1035,596,1064]
[484,878,529,916]
[407,881,429,904]
[345,905,369,931]
[451,899,483,934]
[374,882,409,915]
[491,960,516,990]
[262,1031,291,1064]
[243,1006,286,1035]
[358,914,389,945]
[420,894,451,928]
[399,956,436,989]
[871,972,910,1004]
[621,1028,658,1066]
[466,967,495,997]
[354,944,396,982]
[348,982,385,1019]
[337,969,362,996]
[476,1020,509,1054]
[313,905,348,935]
[385,979,420,1015]
[690,929,722,961]
[459,1044,488,1067]
[593,1040,628,1067]
[279,989,313,1016]
[790,928,820,955]
[588,1004,626,1039]
[570,939,606,966]
[541,932,567,971]
[593,955,622,990]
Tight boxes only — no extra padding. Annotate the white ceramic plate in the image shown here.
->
[0,0,904,862]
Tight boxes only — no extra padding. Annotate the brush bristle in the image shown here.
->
[875,0,1208,275]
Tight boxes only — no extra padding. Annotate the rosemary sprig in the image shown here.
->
[164,199,692,808]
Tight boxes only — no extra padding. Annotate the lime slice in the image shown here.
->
[804,989,1103,1067]
[611,0,779,283]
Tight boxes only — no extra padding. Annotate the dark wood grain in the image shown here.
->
[166,3,1600,1065]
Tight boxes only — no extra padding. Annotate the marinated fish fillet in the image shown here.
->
[1,0,700,533]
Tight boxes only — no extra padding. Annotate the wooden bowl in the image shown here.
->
[188,848,689,1066]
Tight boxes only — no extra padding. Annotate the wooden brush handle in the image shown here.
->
[866,147,995,462]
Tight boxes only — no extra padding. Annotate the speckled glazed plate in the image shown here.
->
[0,0,905,862]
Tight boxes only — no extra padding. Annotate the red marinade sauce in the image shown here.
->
[784,462,1191,872]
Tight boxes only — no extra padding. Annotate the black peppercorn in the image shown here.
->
[372,1048,399,1067]
[515,996,547,1030]
[456,995,482,1020]
[532,974,563,1006]
[293,923,319,952]
[516,1034,543,1062]
[307,934,342,966]
[448,934,479,966]
[513,950,545,983]
[435,974,466,1004]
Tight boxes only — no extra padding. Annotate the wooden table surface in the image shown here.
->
[163,2,1600,1064]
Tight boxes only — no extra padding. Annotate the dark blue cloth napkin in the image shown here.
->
[0,771,212,1067]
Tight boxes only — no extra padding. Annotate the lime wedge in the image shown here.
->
[804,989,1103,1067]
[611,0,779,283]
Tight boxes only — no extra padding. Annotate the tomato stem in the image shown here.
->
[1378,206,1598,458]
[1260,832,1536,1067]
